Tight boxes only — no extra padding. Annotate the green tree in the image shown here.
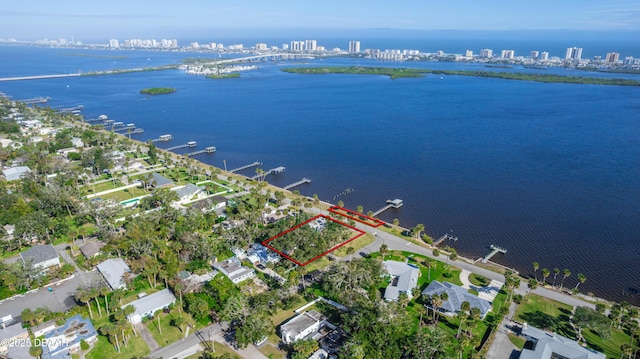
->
[234,314,272,349]
[412,223,425,239]
[560,269,571,290]
[532,262,539,282]
[380,244,388,261]
[346,246,355,261]
[527,278,538,299]
[552,268,560,287]
[574,273,587,291]
[147,141,158,164]
[574,306,610,339]
[392,218,399,226]
[337,200,344,207]
[356,205,363,214]
[541,268,550,285]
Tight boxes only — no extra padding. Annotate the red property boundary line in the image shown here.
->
[328,206,385,228]
[262,214,366,266]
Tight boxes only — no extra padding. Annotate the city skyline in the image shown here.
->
[2,0,640,40]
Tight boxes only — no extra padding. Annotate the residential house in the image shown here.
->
[382,260,420,301]
[20,244,60,270]
[280,310,324,344]
[148,172,174,189]
[123,288,177,324]
[519,323,605,359]
[31,319,57,337]
[213,257,255,284]
[41,315,97,359]
[79,241,105,259]
[0,323,29,353]
[70,137,84,148]
[246,243,280,266]
[421,281,492,319]
[174,183,206,203]
[2,166,31,182]
[97,258,131,290]
[308,217,327,231]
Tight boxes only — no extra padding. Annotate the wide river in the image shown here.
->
[2,45,639,303]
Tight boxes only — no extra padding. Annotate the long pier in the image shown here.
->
[229,161,262,173]
[152,134,173,142]
[251,166,285,180]
[18,97,50,104]
[283,178,311,190]
[433,233,458,247]
[372,199,403,217]
[185,146,216,156]
[481,245,507,263]
[166,141,197,151]
[57,105,84,114]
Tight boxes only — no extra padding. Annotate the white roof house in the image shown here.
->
[174,183,205,203]
[20,244,60,270]
[382,260,420,301]
[519,323,605,359]
[97,258,131,290]
[3,166,31,182]
[42,315,97,359]
[280,310,323,344]
[123,288,177,324]
[213,257,255,284]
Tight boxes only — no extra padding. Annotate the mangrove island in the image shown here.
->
[139,87,177,95]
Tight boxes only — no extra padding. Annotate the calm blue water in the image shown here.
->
[2,45,640,303]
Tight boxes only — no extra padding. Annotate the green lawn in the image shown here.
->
[147,310,196,347]
[212,342,243,358]
[269,296,308,326]
[508,333,526,349]
[582,327,632,359]
[333,233,375,257]
[82,180,125,195]
[98,188,142,202]
[258,343,286,359]
[86,332,150,359]
[515,294,574,338]
[469,273,490,287]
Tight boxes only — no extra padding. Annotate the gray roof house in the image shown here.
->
[0,323,29,359]
[519,323,605,359]
[382,260,420,301]
[421,281,492,319]
[79,241,105,258]
[280,310,324,344]
[213,257,255,284]
[3,166,31,181]
[42,315,97,359]
[20,244,60,270]
[149,172,174,188]
[124,288,177,324]
[97,258,131,290]
[174,183,205,203]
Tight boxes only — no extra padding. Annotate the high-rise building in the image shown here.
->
[290,41,304,52]
[348,41,360,53]
[109,39,119,48]
[565,47,582,61]
[465,50,473,57]
[530,51,539,60]
[540,52,549,61]
[605,52,620,64]
[480,49,493,58]
[256,43,268,51]
[305,40,317,51]
[501,50,515,59]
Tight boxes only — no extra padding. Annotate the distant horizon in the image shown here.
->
[3,0,640,39]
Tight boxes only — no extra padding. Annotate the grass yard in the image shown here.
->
[333,233,375,257]
[469,273,490,287]
[86,332,150,359]
[82,180,125,195]
[98,188,140,202]
[147,310,197,347]
[582,327,632,359]
[514,294,575,338]
[508,333,526,349]
[259,343,287,359]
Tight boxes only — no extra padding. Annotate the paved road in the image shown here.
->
[153,322,268,359]
[0,244,103,320]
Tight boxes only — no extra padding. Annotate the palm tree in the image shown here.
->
[90,287,102,318]
[380,244,388,261]
[527,278,538,299]
[356,205,363,214]
[560,269,571,290]
[100,323,120,352]
[457,301,470,338]
[424,258,434,280]
[413,223,425,239]
[532,262,539,282]
[430,294,443,323]
[392,218,400,226]
[574,273,587,291]
[552,268,560,287]
[337,200,344,208]
[416,305,427,327]
[99,286,110,316]
[75,289,93,319]
[541,268,550,285]
[122,305,137,336]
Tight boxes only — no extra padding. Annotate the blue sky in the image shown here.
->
[2,0,639,40]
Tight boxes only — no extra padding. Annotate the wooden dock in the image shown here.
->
[251,166,285,180]
[229,161,262,173]
[433,233,458,247]
[283,178,311,190]
[372,199,403,217]
[19,97,50,104]
[166,141,197,151]
[185,146,216,156]
[481,245,507,263]
[152,134,173,142]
